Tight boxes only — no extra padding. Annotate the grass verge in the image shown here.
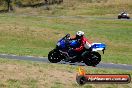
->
[0,58,131,88]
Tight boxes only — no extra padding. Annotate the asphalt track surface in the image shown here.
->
[0,54,132,70]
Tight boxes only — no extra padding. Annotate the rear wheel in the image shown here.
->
[127,17,130,19]
[83,52,101,66]
[48,49,61,63]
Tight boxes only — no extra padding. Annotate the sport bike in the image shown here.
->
[48,34,106,66]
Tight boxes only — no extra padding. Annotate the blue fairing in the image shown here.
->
[70,40,80,48]
[91,43,106,49]
[58,40,66,49]
[57,39,79,50]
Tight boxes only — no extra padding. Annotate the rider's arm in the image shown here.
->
[74,38,92,52]
[74,41,85,52]
[70,36,76,40]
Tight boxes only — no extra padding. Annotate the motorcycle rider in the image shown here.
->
[121,11,126,15]
[68,31,92,58]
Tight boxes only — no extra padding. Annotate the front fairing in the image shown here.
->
[56,36,80,50]
[57,39,67,49]
[56,35,71,50]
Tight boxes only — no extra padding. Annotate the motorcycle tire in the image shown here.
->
[118,16,121,19]
[83,51,101,66]
[127,17,130,19]
[48,49,61,63]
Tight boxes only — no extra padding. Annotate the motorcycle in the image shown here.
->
[48,34,106,66]
[118,12,130,19]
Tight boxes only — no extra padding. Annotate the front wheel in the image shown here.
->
[118,16,121,19]
[127,17,130,19]
[83,52,101,66]
[48,49,61,63]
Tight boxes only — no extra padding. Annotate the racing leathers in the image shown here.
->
[68,36,92,58]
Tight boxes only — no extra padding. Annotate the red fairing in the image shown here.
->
[71,36,92,52]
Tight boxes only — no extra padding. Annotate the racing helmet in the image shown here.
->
[76,31,84,39]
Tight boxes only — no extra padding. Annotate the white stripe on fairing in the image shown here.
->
[92,48,104,51]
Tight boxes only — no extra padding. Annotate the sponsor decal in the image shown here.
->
[76,66,131,85]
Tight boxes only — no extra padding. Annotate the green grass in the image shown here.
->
[0,13,132,65]
[0,58,131,88]
[11,0,132,16]
[1,0,132,16]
